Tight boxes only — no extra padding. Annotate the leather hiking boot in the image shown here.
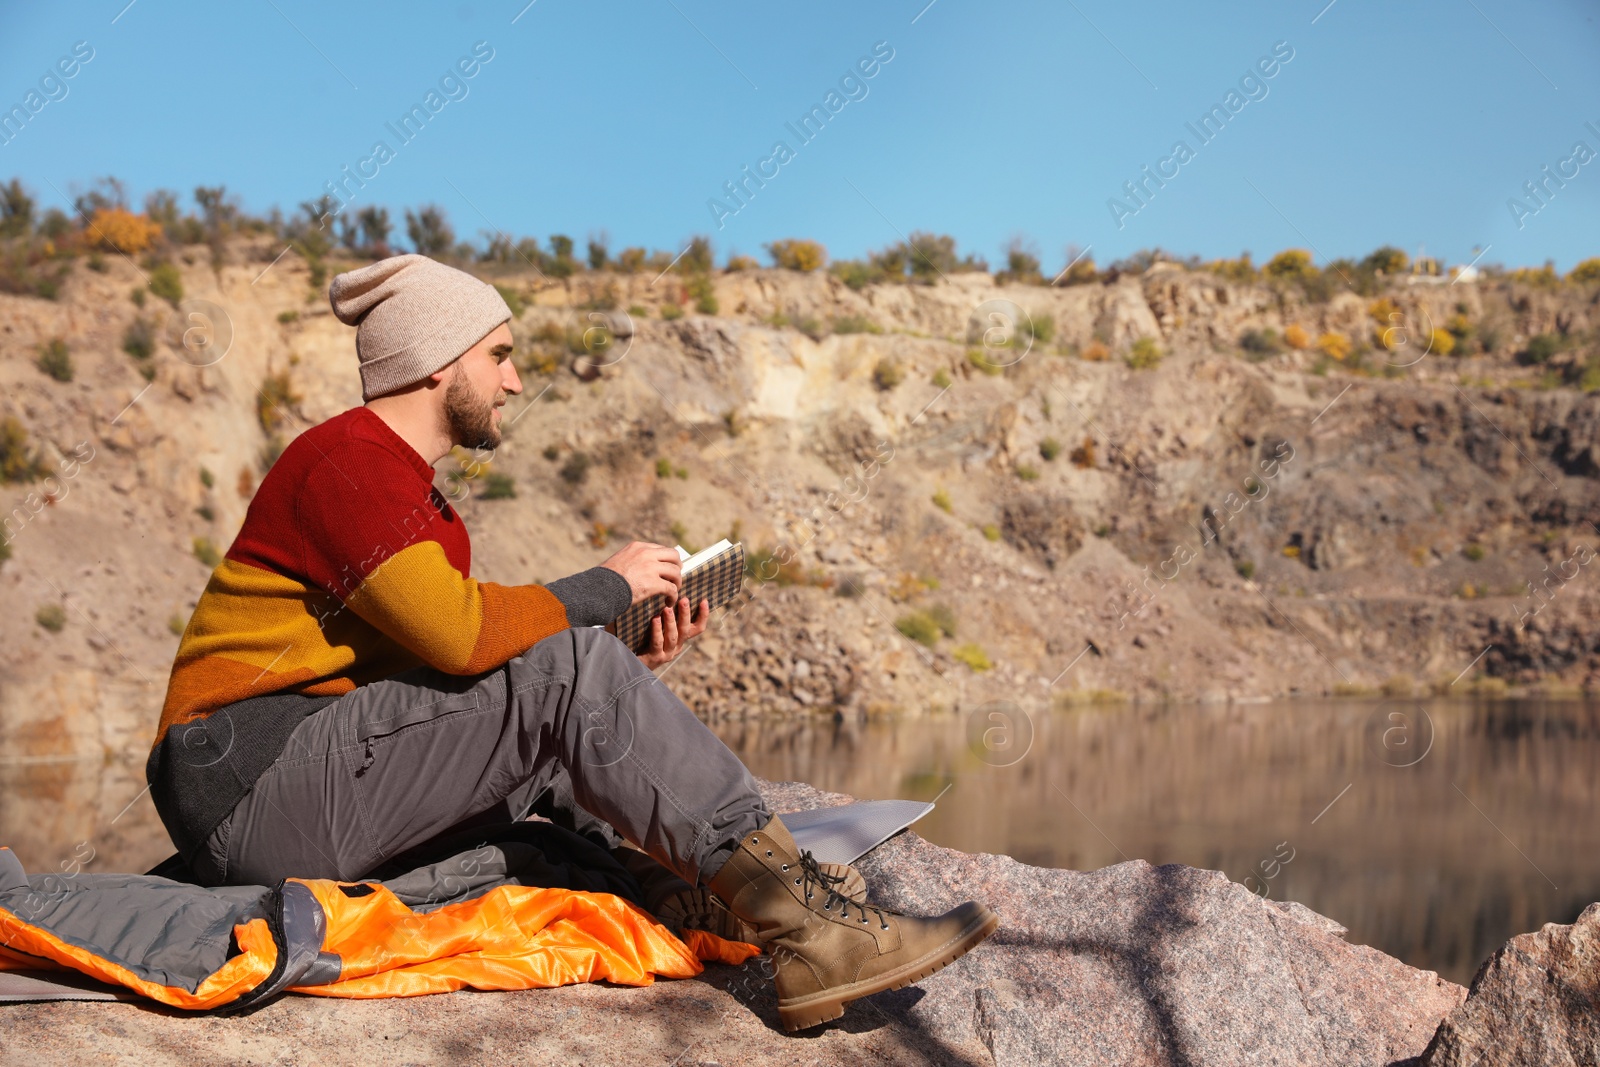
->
[708,815,999,1032]
[657,863,866,945]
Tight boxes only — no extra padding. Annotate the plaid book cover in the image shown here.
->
[608,542,745,654]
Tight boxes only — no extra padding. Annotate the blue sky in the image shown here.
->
[3,0,1597,271]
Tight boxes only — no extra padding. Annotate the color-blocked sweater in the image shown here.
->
[148,405,631,862]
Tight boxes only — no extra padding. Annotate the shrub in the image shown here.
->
[894,611,941,647]
[1125,336,1162,370]
[35,603,66,633]
[659,302,684,321]
[256,370,301,432]
[1523,334,1561,364]
[1039,437,1062,461]
[1510,263,1560,288]
[952,643,992,671]
[1367,297,1400,325]
[931,368,952,388]
[1360,246,1410,275]
[480,472,516,499]
[1206,254,1257,283]
[908,231,969,282]
[1240,328,1283,358]
[1235,560,1255,579]
[1427,327,1456,357]
[130,287,145,308]
[559,452,590,485]
[276,310,299,325]
[1021,314,1055,345]
[1315,332,1351,360]
[833,314,881,335]
[167,613,186,636]
[1571,257,1600,284]
[677,237,714,276]
[192,537,222,567]
[685,274,718,314]
[655,457,673,478]
[1081,340,1110,362]
[746,546,803,585]
[1464,543,1486,561]
[1283,324,1311,350]
[0,417,44,484]
[830,260,880,291]
[1264,249,1315,281]
[1056,255,1099,286]
[36,338,73,382]
[122,318,153,360]
[932,487,952,513]
[981,523,1001,542]
[494,284,527,319]
[1015,463,1040,481]
[0,179,34,238]
[1299,271,1336,304]
[872,358,904,390]
[405,205,455,257]
[967,348,1002,376]
[1069,437,1096,468]
[766,239,827,272]
[725,254,759,272]
[926,603,957,638]
[258,433,286,473]
[627,304,648,318]
[148,262,183,306]
[795,315,826,341]
[88,207,161,254]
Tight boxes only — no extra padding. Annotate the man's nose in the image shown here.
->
[501,359,523,395]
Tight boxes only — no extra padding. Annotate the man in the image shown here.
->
[148,253,998,1031]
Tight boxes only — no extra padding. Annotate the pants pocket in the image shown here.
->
[352,672,495,743]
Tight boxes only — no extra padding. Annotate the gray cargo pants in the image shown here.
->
[192,626,769,888]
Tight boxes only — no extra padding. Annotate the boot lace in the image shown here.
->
[797,849,889,930]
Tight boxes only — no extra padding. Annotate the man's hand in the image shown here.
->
[638,596,709,670]
[600,541,682,606]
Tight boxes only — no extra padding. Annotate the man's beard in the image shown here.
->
[443,367,500,451]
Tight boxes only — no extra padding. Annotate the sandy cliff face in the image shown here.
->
[1,243,1597,778]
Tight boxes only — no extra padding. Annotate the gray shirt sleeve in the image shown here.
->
[546,566,633,627]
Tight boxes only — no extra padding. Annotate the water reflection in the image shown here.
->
[2,698,1594,986]
[712,698,1600,985]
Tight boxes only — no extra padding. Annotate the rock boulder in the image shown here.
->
[0,780,1487,1065]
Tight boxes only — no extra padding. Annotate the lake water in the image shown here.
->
[4,698,1594,986]
[712,698,1600,986]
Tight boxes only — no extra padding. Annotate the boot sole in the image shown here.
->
[776,906,1000,1032]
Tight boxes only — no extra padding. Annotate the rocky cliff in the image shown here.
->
[3,239,1598,762]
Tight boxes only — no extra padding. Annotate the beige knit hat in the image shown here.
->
[328,254,513,401]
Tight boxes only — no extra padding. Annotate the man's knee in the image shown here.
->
[513,625,641,682]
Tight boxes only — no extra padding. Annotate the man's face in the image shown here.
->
[442,323,519,451]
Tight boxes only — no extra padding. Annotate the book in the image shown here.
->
[607,540,745,654]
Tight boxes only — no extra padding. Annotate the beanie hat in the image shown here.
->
[328,254,513,401]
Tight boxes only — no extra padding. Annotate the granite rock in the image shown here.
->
[1418,902,1600,1067]
[0,780,1475,1066]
